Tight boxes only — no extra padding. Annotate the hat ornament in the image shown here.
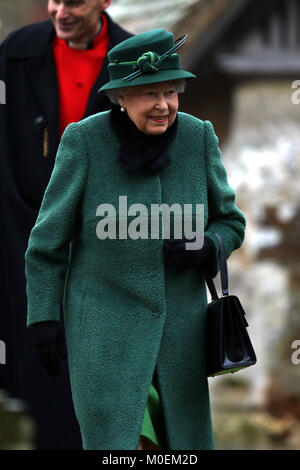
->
[119,34,188,82]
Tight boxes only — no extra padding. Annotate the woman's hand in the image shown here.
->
[29,321,67,377]
[164,235,215,270]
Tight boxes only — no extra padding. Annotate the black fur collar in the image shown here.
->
[109,104,178,174]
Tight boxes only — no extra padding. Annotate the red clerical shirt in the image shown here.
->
[53,13,109,138]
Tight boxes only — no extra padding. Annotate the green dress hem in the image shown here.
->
[140,381,161,447]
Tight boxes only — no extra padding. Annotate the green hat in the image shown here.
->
[98,28,196,92]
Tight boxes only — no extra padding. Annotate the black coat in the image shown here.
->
[0,13,132,449]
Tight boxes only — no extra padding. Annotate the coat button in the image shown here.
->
[34,116,46,129]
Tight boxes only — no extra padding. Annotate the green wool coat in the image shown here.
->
[25,110,246,450]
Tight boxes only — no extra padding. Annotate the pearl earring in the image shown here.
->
[120,106,125,112]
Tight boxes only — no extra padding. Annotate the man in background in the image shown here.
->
[0,0,131,449]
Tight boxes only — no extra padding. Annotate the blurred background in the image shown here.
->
[1,0,300,450]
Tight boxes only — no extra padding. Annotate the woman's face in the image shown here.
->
[117,81,179,135]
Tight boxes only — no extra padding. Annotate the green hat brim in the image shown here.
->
[98,69,195,93]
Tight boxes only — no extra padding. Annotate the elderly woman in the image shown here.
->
[25,29,246,451]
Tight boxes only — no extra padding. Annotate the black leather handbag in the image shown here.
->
[205,233,257,377]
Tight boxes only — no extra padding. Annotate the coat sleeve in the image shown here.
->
[25,122,88,327]
[202,120,246,280]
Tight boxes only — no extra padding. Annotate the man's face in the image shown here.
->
[48,0,112,42]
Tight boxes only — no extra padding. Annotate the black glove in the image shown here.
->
[29,321,67,377]
[164,235,215,270]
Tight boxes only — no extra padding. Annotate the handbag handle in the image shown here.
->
[205,233,229,300]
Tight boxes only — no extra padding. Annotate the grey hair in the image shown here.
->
[105,78,187,105]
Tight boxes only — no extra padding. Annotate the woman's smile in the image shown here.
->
[148,115,169,124]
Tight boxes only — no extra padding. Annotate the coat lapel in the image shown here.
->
[83,55,110,118]
[24,48,59,150]
[83,13,133,118]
